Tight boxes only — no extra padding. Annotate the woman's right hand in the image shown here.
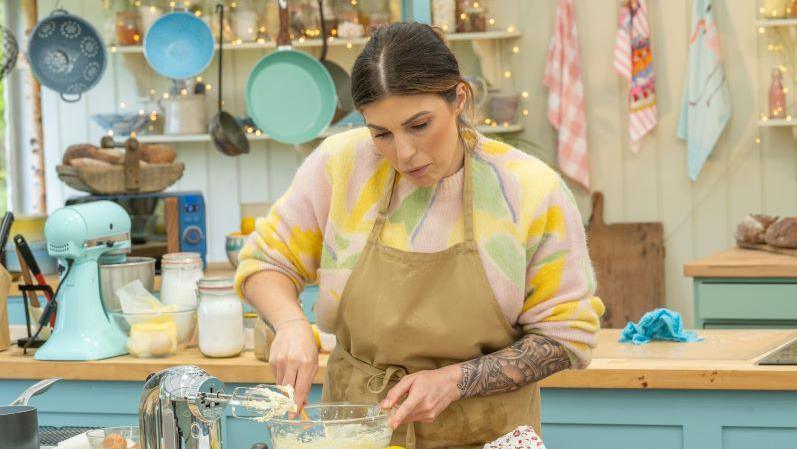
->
[269,319,319,409]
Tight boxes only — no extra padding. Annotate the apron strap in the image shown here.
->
[462,149,475,243]
[368,168,397,245]
[368,150,476,245]
[337,346,417,449]
[338,344,408,393]
[366,365,407,394]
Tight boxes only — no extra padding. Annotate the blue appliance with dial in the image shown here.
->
[65,191,207,270]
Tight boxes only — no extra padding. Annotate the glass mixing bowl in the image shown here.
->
[268,403,393,449]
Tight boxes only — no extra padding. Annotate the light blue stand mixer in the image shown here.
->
[35,201,131,361]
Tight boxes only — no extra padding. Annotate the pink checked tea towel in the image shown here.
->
[544,0,590,189]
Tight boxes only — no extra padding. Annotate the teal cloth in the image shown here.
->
[676,0,731,181]
[620,308,702,345]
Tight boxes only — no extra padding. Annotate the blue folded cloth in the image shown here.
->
[620,308,702,345]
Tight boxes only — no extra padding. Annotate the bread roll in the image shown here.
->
[735,214,778,245]
[140,144,177,164]
[70,157,113,167]
[97,148,124,164]
[62,143,99,165]
[765,217,797,249]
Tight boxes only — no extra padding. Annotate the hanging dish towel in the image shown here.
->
[544,0,590,189]
[614,0,657,153]
[677,0,731,181]
[620,308,702,345]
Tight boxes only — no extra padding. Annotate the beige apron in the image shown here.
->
[322,152,541,449]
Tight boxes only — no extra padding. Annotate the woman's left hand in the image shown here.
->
[380,364,462,429]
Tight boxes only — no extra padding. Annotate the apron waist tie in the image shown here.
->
[338,347,416,449]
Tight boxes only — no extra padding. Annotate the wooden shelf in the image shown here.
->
[108,30,522,54]
[757,117,797,127]
[756,18,797,27]
[479,123,524,134]
[135,126,350,143]
[447,30,522,41]
[133,124,523,144]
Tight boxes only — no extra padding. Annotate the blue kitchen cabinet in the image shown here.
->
[2,380,796,449]
[685,249,797,329]
[693,278,797,329]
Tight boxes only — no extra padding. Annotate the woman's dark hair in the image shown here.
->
[351,22,475,138]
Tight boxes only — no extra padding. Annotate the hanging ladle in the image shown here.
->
[209,3,250,156]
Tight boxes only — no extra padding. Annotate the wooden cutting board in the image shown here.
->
[586,192,665,328]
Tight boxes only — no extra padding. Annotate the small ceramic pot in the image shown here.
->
[489,93,520,125]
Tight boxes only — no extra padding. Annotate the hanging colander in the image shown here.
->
[0,24,18,80]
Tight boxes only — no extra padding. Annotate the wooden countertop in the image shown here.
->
[683,248,797,278]
[8,262,237,297]
[2,329,797,390]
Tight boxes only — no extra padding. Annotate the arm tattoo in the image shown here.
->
[457,334,571,398]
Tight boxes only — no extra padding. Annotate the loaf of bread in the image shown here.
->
[63,144,125,165]
[141,144,177,164]
[97,148,124,164]
[69,157,113,167]
[765,217,797,248]
[62,143,99,165]
[735,214,778,245]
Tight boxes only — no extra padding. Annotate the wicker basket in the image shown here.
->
[56,137,185,194]
[57,162,184,194]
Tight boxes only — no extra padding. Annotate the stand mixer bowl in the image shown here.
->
[268,403,393,449]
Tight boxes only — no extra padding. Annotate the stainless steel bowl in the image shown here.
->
[99,256,156,311]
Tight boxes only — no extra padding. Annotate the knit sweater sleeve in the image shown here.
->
[517,178,605,369]
[234,146,331,298]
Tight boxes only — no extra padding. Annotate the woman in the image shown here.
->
[236,22,604,449]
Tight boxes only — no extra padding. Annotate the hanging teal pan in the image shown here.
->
[246,0,336,145]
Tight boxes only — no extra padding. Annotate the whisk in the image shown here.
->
[199,385,310,422]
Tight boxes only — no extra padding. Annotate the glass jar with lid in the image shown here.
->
[197,277,245,358]
[335,0,364,38]
[231,0,259,42]
[359,0,390,34]
[160,252,203,308]
[253,317,275,362]
[115,9,141,46]
[243,312,259,351]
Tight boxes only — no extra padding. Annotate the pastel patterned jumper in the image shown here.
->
[234,128,605,368]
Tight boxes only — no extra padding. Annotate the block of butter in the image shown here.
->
[126,320,178,358]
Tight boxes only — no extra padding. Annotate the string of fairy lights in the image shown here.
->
[756,3,797,146]
[103,0,526,137]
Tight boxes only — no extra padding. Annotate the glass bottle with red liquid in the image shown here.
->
[769,67,787,119]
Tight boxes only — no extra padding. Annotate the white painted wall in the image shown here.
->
[36,0,352,262]
[493,0,797,326]
[35,0,797,325]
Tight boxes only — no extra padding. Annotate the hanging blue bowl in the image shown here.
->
[28,9,107,103]
[144,11,214,80]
